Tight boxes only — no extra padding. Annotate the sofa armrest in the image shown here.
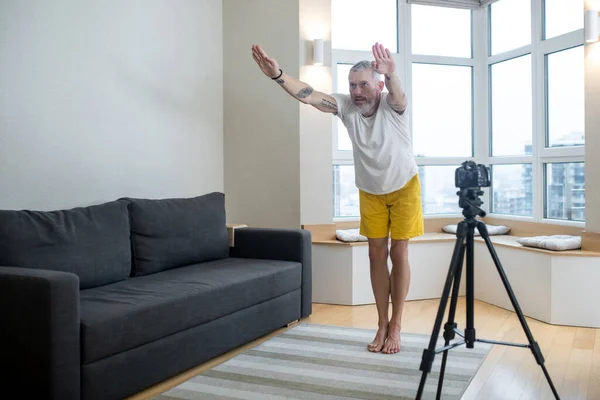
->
[229,228,312,318]
[0,266,81,400]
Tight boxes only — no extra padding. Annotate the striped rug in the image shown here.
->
[154,323,492,400]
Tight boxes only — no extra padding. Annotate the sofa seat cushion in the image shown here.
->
[0,200,131,289]
[79,257,302,363]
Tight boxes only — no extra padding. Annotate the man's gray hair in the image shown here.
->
[350,60,381,82]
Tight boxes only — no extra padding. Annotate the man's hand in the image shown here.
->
[371,42,395,75]
[252,45,281,79]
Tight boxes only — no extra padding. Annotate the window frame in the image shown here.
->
[332,3,476,220]
[330,0,585,227]
[486,0,584,225]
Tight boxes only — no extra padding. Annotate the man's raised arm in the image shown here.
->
[372,43,407,115]
[252,45,338,114]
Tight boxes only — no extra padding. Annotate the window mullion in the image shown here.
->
[532,0,544,222]
[473,6,490,212]
[540,146,585,159]
[539,29,584,55]
[488,45,532,65]
[415,157,476,166]
[412,55,475,66]
[401,0,414,144]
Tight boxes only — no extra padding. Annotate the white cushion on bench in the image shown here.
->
[336,228,368,242]
[516,235,581,251]
[442,224,510,236]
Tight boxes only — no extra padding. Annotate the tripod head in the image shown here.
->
[457,187,486,220]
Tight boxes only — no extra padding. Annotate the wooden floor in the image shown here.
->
[130,298,600,400]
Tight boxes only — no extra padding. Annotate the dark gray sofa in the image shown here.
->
[0,192,312,400]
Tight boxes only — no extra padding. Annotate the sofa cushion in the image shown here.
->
[79,257,302,363]
[123,193,229,276]
[0,200,131,289]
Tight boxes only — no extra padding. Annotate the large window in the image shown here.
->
[488,0,584,221]
[331,0,585,223]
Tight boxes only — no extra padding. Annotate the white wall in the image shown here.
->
[585,0,600,232]
[223,0,301,228]
[0,0,223,211]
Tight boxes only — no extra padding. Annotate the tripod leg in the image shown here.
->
[436,242,466,400]
[465,222,476,349]
[477,221,561,400]
[416,222,467,400]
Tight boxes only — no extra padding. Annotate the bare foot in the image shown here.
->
[368,326,388,352]
[382,328,401,354]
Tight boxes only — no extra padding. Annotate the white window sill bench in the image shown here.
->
[310,233,600,328]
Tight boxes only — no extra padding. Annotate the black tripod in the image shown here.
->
[415,187,560,400]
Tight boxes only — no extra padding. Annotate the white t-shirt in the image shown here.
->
[331,92,418,195]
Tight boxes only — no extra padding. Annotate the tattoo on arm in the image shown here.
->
[320,98,337,110]
[389,102,405,115]
[385,74,396,95]
[296,87,314,99]
[276,78,285,85]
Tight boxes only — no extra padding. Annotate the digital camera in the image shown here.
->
[455,161,490,188]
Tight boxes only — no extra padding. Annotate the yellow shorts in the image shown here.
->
[359,174,424,241]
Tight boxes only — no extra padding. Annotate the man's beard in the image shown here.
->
[357,99,375,115]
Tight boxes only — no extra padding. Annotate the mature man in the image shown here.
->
[252,43,424,354]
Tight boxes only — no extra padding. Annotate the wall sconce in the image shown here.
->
[313,39,323,65]
[585,10,600,43]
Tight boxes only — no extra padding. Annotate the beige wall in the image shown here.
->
[0,0,223,211]
[585,0,600,232]
[223,0,332,228]
[299,0,333,225]
[223,0,301,228]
